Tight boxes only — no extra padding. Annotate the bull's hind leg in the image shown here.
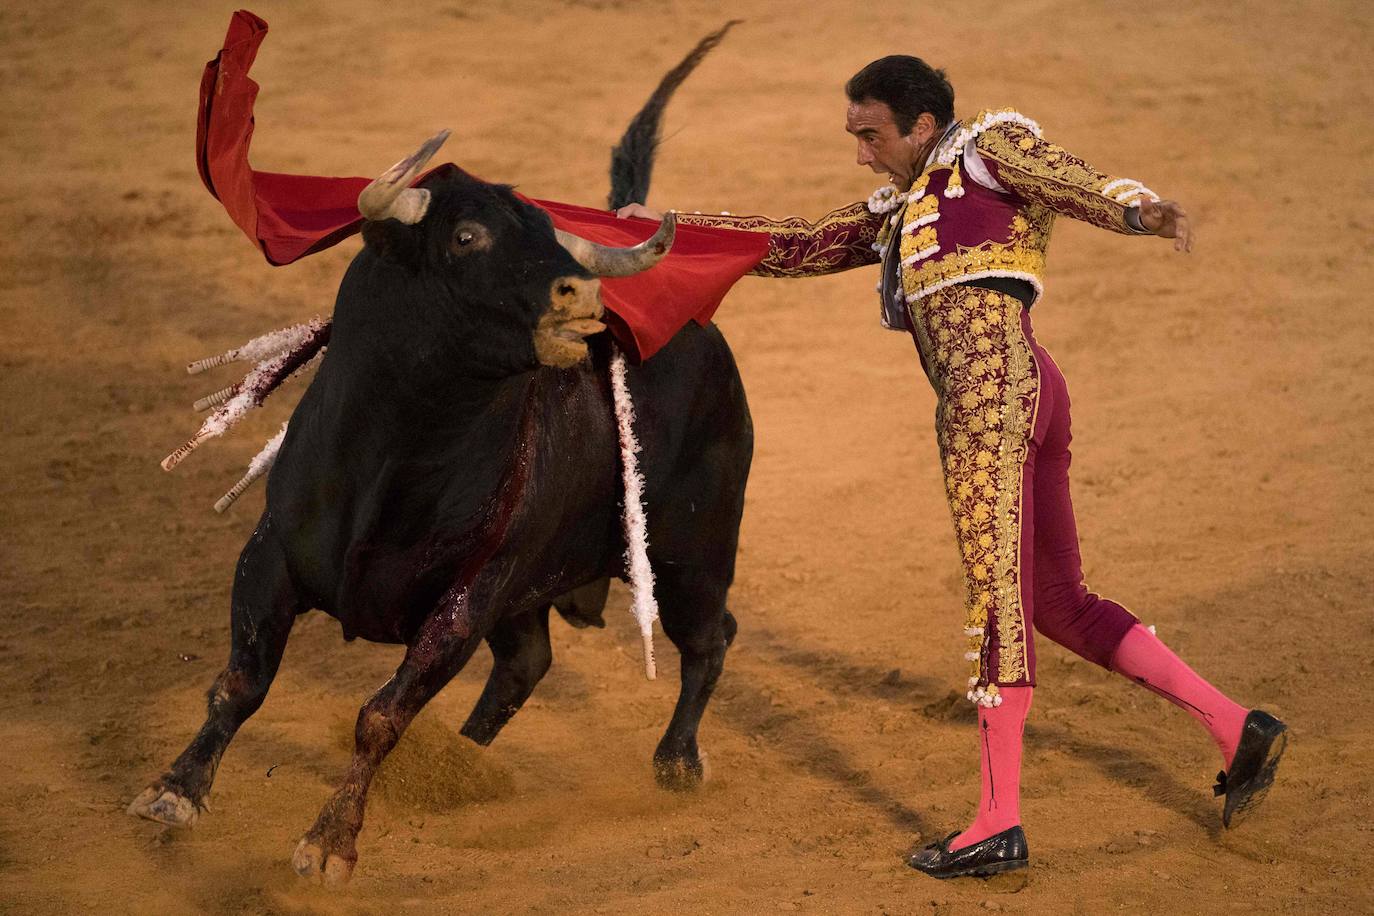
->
[460,606,552,745]
[653,569,736,790]
[291,606,484,884]
[129,513,301,827]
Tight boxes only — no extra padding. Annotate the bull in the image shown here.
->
[129,27,752,883]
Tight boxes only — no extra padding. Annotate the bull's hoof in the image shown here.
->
[292,836,356,885]
[653,749,710,791]
[127,785,201,828]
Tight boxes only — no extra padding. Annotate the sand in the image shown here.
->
[2,1,1372,913]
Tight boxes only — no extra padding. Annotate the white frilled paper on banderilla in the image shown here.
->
[609,344,659,681]
[214,422,288,514]
[185,321,321,376]
[161,319,327,473]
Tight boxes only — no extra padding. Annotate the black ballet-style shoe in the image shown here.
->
[907,826,1029,879]
[1214,709,1288,828]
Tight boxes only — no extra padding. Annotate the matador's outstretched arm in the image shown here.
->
[974,121,1161,235]
[668,202,886,277]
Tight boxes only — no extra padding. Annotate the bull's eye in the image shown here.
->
[449,221,491,256]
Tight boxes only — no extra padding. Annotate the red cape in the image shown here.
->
[197,10,767,362]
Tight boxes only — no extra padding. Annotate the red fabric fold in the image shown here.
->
[197,10,767,361]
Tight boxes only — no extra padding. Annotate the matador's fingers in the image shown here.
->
[615,203,662,221]
[1170,203,1194,253]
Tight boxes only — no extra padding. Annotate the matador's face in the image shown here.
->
[846,98,936,189]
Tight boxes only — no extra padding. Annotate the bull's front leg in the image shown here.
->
[291,600,485,884]
[129,514,300,827]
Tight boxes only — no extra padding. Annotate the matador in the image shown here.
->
[618,55,1287,879]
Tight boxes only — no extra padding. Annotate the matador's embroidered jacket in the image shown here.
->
[674,109,1158,327]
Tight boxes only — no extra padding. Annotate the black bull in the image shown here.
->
[129,29,752,883]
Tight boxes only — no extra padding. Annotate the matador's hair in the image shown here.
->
[845,55,955,134]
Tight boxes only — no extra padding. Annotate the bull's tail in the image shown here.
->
[607,20,741,211]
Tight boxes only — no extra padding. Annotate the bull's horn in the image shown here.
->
[555,212,676,278]
[357,128,451,224]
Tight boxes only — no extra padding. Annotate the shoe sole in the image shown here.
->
[970,859,1029,878]
[1224,726,1287,828]
[909,857,1029,880]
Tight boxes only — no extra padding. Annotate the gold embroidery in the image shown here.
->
[908,193,939,221]
[891,119,1057,306]
[933,108,1042,174]
[906,225,938,256]
[897,189,1055,306]
[974,121,1141,234]
[908,287,1038,690]
[873,199,917,252]
[675,202,882,277]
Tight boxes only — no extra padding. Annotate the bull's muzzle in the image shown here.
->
[533,276,606,368]
[536,213,676,367]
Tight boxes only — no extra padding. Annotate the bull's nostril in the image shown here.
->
[558,283,576,297]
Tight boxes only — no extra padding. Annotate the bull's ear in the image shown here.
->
[361,219,423,269]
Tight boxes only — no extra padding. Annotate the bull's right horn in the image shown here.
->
[357,128,451,224]
[555,212,676,277]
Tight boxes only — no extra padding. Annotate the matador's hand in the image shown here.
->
[615,203,664,221]
[1137,198,1194,253]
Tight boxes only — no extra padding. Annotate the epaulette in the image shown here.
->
[934,109,1044,198]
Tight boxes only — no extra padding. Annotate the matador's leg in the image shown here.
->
[1023,341,1250,764]
[1022,341,1138,667]
[1024,334,1282,827]
[916,287,1041,699]
[908,285,1041,859]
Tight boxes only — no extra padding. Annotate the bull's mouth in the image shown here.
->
[528,209,674,369]
[533,315,606,368]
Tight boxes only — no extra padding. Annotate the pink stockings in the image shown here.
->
[950,624,1249,850]
[1109,623,1249,767]
[951,686,1033,851]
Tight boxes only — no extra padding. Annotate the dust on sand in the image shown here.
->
[2,1,1371,913]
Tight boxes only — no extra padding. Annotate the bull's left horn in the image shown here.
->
[357,129,451,224]
[555,212,676,277]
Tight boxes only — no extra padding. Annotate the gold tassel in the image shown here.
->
[944,165,965,199]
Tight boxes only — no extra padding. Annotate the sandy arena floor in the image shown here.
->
[3,1,1372,913]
